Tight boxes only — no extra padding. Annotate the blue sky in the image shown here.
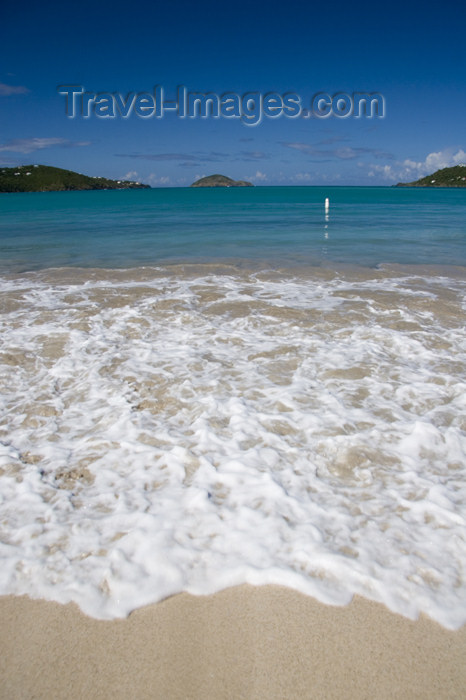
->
[1,0,464,186]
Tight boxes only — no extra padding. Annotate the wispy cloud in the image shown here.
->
[0,138,91,154]
[279,142,332,163]
[116,152,229,164]
[116,150,269,166]
[282,142,323,155]
[0,82,29,96]
[314,135,350,146]
[367,148,466,182]
[334,146,393,160]
[239,150,269,161]
[282,142,393,160]
[272,171,343,184]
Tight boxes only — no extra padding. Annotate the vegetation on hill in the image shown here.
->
[396,165,466,187]
[190,174,253,187]
[0,165,150,192]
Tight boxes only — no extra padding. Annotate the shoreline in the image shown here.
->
[1,585,465,699]
[2,259,466,283]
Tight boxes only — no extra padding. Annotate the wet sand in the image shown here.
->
[1,585,465,700]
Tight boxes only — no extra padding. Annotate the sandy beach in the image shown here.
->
[1,585,465,699]
[1,268,466,698]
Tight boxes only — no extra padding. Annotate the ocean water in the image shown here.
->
[0,186,465,270]
[0,187,465,628]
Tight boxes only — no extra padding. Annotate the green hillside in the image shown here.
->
[396,165,466,187]
[0,165,150,192]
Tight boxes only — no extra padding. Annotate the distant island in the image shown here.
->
[191,174,253,188]
[0,165,150,193]
[396,165,466,188]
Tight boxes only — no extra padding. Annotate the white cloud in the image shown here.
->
[0,138,90,153]
[0,83,29,96]
[247,170,267,182]
[291,172,341,183]
[123,170,139,180]
[321,172,341,181]
[368,148,466,182]
[294,172,314,182]
[147,173,170,186]
[367,164,397,180]
[423,149,466,171]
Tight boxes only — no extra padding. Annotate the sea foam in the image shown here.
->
[0,266,465,627]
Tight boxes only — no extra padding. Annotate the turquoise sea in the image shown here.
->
[0,186,465,271]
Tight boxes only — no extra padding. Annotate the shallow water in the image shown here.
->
[0,263,465,627]
[1,186,465,271]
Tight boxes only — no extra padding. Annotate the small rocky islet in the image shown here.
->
[190,174,253,188]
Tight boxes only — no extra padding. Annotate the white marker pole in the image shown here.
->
[324,197,329,236]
